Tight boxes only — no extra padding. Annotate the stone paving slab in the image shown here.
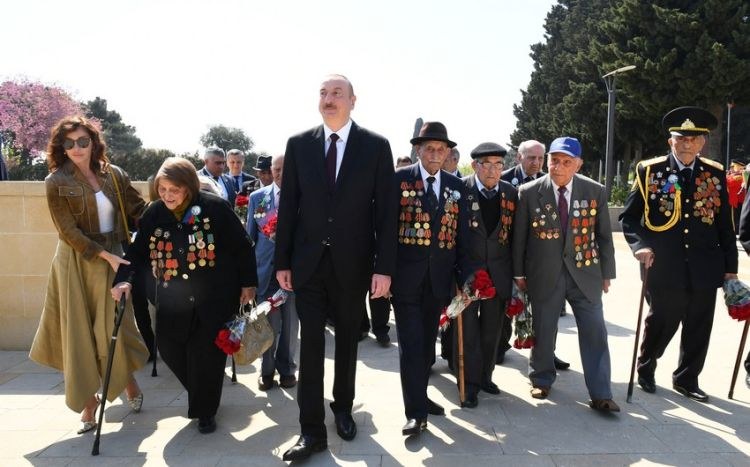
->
[3,236,750,465]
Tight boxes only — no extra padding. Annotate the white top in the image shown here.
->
[323,119,353,179]
[95,191,115,233]
[418,162,441,196]
[550,178,574,212]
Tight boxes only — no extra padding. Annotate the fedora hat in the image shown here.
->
[253,155,272,171]
[410,121,456,148]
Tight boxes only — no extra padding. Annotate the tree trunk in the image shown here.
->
[707,103,724,163]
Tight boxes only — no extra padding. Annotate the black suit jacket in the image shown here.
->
[392,164,473,299]
[501,166,545,188]
[274,121,397,290]
[462,176,517,299]
[230,171,257,193]
[620,153,737,290]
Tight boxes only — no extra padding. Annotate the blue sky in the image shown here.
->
[4,0,556,162]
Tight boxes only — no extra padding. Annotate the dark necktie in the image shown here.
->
[233,175,241,191]
[523,175,534,184]
[482,188,497,199]
[326,133,339,190]
[680,168,692,187]
[426,176,438,212]
[558,186,568,236]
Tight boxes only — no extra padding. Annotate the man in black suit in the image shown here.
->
[197,147,236,205]
[620,106,738,402]
[456,142,517,408]
[392,122,473,436]
[226,149,257,194]
[275,74,396,461]
[498,140,570,370]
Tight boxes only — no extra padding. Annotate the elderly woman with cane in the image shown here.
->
[112,157,257,434]
[30,116,148,434]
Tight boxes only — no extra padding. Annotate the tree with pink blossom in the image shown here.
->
[0,80,83,179]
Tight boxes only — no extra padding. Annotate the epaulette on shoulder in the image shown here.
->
[638,155,668,168]
[700,157,724,171]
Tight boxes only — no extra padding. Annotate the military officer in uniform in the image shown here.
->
[456,142,517,408]
[392,122,473,436]
[620,106,738,402]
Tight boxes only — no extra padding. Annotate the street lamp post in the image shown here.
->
[602,65,636,200]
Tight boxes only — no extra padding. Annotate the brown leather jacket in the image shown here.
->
[45,160,145,260]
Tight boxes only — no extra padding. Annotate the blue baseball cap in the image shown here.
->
[548,137,581,158]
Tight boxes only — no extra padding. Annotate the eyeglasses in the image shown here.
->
[477,161,504,170]
[62,136,91,150]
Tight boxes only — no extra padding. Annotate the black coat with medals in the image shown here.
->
[115,192,257,339]
[619,153,737,290]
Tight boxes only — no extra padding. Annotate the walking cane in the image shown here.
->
[92,296,129,456]
[728,320,750,399]
[151,272,160,377]
[627,267,649,403]
[231,355,237,383]
[457,313,466,406]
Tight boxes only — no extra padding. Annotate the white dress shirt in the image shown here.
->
[323,119,353,180]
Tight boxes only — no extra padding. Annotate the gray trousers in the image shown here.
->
[260,291,299,377]
[528,268,612,400]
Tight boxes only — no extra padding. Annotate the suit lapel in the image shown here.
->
[309,125,328,191]
[335,121,359,190]
[538,176,562,231]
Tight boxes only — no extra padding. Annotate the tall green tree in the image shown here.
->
[83,97,142,156]
[199,125,254,153]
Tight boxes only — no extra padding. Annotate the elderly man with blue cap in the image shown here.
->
[621,107,737,402]
[512,136,619,412]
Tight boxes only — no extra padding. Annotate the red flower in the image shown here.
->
[214,328,241,355]
[506,297,524,317]
[472,269,496,299]
[235,194,249,208]
[261,213,278,239]
[513,337,535,349]
[727,173,745,209]
[729,303,750,321]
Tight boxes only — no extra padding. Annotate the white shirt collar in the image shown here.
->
[550,176,574,194]
[672,152,696,170]
[323,119,353,143]
[474,175,498,193]
[418,162,441,194]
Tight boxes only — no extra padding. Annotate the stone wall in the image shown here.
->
[0,181,148,350]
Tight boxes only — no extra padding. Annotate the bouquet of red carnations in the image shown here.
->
[724,278,750,321]
[508,283,534,349]
[234,193,249,226]
[438,269,496,331]
[260,213,278,242]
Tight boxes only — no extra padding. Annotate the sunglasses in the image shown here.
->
[62,136,92,150]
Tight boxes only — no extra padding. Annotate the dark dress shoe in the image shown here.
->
[461,392,478,408]
[376,333,391,347]
[554,356,570,370]
[481,381,501,395]
[258,375,276,391]
[282,435,327,461]
[197,416,216,434]
[638,375,656,393]
[279,374,297,388]
[427,398,445,416]
[334,412,357,440]
[673,383,709,402]
[402,418,427,436]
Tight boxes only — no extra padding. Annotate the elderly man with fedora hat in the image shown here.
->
[620,106,738,402]
[513,136,618,412]
[455,142,518,408]
[392,122,474,435]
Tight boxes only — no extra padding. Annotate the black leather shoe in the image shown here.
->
[258,375,275,391]
[402,418,427,436]
[673,383,709,402]
[481,381,501,395]
[376,333,391,347]
[638,375,656,393]
[427,398,445,416]
[279,374,297,388]
[197,416,216,434]
[554,356,570,370]
[282,435,327,461]
[334,412,357,441]
[461,392,478,408]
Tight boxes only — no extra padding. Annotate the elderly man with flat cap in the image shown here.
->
[392,122,474,435]
[454,142,518,408]
[620,106,737,402]
[513,136,618,412]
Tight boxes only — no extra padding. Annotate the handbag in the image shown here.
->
[234,302,275,366]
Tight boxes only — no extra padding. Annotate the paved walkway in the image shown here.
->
[2,236,750,466]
